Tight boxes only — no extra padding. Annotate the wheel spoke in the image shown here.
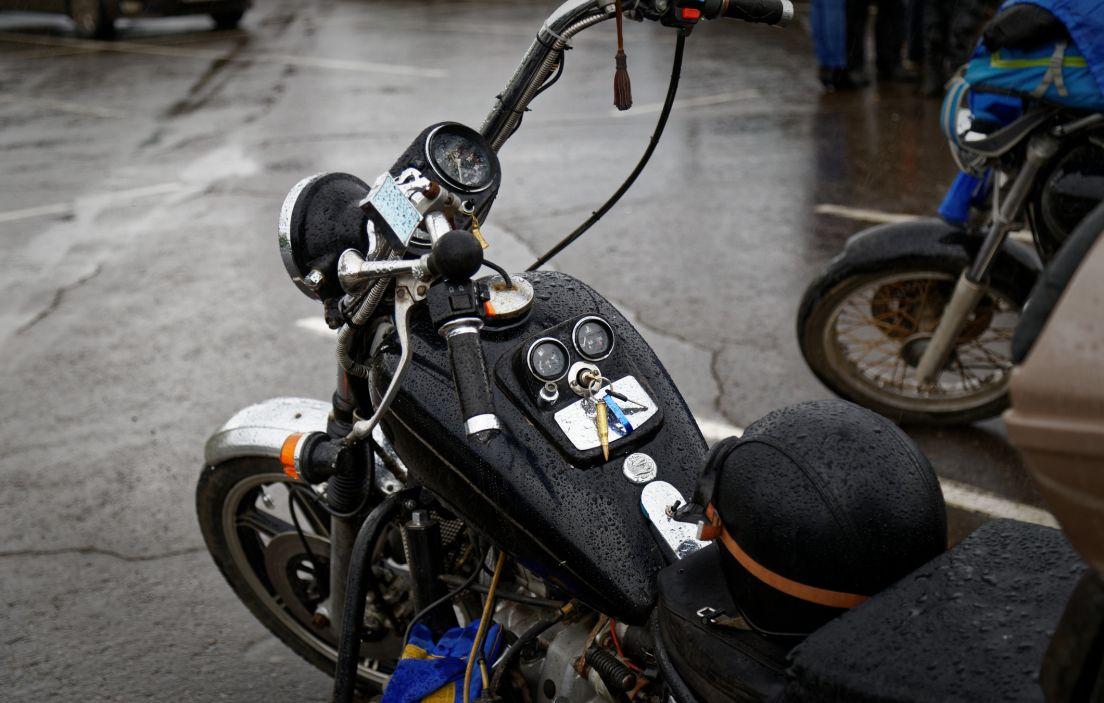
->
[237,505,294,537]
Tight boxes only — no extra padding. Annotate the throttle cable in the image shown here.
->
[527,29,688,271]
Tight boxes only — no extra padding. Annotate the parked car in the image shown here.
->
[0,0,251,39]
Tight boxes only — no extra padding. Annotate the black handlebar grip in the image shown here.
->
[441,319,501,438]
[720,0,794,26]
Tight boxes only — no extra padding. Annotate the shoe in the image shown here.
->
[819,68,868,92]
[921,71,947,98]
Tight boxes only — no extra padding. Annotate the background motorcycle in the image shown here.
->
[194,1,1095,702]
[797,6,1104,425]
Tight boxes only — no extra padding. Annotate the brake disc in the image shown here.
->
[264,532,332,634]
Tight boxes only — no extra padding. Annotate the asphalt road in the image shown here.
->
[0,1,1054,699]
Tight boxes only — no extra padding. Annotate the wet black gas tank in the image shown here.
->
[362,271,707,623]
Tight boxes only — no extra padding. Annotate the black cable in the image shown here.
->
[489,608,570,695]
[482,258,513,288]
[438,575,564,609]
[402,542,487,647]
[290,483,371,520]
[287,490,322,577]
[527,29,687,272]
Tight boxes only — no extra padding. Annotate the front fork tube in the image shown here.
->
[328,367,366,636]
[915,134,1059,384]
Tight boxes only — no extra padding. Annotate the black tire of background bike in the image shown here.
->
[798,257,1026,426]
[211,10,245,30]
[195,458,384,695]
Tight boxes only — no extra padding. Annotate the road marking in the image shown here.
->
[0,32,447,78]
[612,89,762,117]
[0,182,183,224]
[0,94,128,119]
[293,311,1056,527]
[815,203,920,224]
[940,477,1058,528]
[816,203,1037,244]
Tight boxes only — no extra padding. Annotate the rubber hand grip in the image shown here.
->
[721,0,793,26]
[443,322,501,437]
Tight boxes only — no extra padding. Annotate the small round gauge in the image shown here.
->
[426,124,496,193]
[572,316,615,361]
[526,338,570,383]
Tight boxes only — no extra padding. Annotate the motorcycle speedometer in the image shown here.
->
[527,338,570,383]
[426,124,497,193]
[572,316,614,361]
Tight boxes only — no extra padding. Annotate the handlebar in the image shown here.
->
[440,318,502,438]
[707,0,794,26]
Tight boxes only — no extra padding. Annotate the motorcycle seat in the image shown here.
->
[655,543,794,703]
[960,106,1057,158]
[782,519,1086,703]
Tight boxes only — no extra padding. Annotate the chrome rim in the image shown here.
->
[823,271,1019,414]
[221,473,395,686]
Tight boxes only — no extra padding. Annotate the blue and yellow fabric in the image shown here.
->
[381,621,505,703]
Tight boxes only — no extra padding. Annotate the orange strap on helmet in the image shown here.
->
[705,504,869,610]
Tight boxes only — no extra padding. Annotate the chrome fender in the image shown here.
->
[204,397,331,466]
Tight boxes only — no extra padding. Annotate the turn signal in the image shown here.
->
[280,433,304,480]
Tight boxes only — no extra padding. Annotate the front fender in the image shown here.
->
[204,397,331,466]
[799,218,1042,326]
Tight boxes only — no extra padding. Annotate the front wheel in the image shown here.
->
[196,458,400,693]
[799,266,1021,425]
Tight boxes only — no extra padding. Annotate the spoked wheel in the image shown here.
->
[197,459,412,693]
[800,269,1020,425]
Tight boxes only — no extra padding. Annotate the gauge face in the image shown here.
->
[427,126,495,192]
[527,338,570,383]
[573,317,614,361]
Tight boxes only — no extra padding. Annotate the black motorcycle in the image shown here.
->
[196,2,1093,702]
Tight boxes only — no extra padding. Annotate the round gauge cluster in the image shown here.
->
[425,124,497,193]
[526,316,616,383]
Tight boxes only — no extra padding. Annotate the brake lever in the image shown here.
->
[344,274,427,444]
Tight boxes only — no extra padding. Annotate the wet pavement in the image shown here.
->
[0,1,1053,700]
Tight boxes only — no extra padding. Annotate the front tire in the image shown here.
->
[196,458,394,694]
[70,0,114,39]
[799,263,1022,425]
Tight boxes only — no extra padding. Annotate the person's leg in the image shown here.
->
[922,0,950,95]
[846,0,870,72]
[814,0,860,90]
[906,0,925,64]
[874,0,907,75]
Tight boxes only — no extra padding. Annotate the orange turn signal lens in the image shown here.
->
[280,433,303,480]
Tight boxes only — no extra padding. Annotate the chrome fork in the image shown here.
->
[914,132,1061,385]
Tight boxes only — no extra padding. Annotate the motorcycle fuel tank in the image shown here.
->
[359,271,707,623]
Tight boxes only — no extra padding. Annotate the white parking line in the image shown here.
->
[0,94,128,119]
[0,182,184,224]
[0,32,447,78]
[815,203,920,224]
[292,315,1055,528]
[816,203,1036,244]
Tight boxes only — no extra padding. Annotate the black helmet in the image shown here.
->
[703,399,946,637]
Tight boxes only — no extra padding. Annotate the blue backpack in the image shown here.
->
[965,0,1104,111]
[937,0,1104,224]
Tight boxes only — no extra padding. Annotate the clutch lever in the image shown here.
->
[344,273,427,445]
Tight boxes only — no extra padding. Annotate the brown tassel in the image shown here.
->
[613,0,632,111]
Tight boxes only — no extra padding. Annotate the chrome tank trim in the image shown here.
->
[641,481,706,560]
[204,397,331,466]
